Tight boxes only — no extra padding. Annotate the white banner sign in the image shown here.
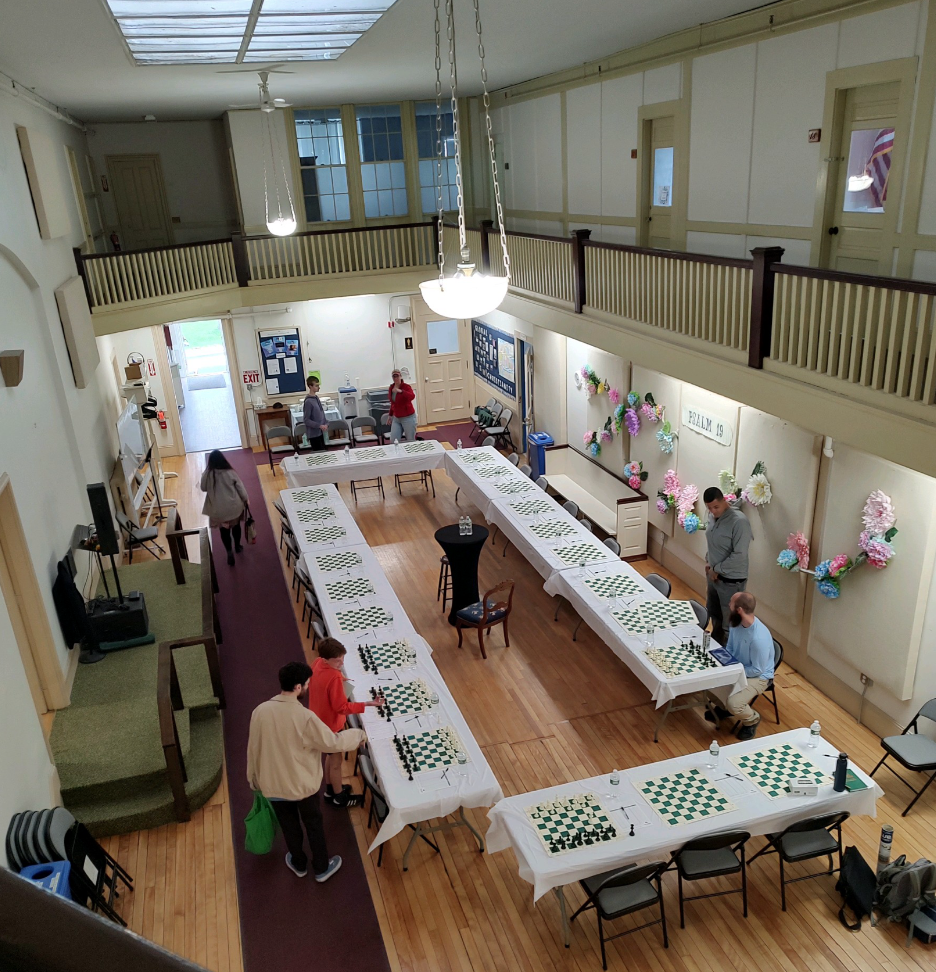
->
[682,403,734,446]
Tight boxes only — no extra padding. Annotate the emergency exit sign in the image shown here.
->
[243,370,261,385]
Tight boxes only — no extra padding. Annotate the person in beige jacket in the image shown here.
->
[199,449,249,566]
[246,661,366,882]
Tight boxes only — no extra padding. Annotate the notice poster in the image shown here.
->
[471,320,516,398]
[257,327,306,394]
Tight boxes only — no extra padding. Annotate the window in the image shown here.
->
[844,128,894,214]
[294,108,350,223]
[356,104,408,218]
[426,319,459,355]
[652,146,674,208]
[415,101,457,213]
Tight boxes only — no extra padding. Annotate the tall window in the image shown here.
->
[356,104,408,218]
[415,101,457,213]
[294,108,350,223]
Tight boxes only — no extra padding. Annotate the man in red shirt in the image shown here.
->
[308,638,383,807]
[388,368,417,441]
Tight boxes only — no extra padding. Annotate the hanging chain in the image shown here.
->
[433,0,446,280]
[472,0,510,281]
[446,0,468,258]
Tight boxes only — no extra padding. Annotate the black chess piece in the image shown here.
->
[629,823,635,837]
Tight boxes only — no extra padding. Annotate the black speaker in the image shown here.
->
[86,591,149,645]
[87,483,119,556]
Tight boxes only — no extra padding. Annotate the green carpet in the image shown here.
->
[50,560,223,835]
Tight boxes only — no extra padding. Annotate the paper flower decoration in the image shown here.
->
[663,470,680,495]
[682,512,701,534]
[608,388,621,406]
[599,428,614,444]
[720,470,740,496]
[813,559,831,579]
[583,430,595,445]
[656,421,675,454]
[640,393,661,423]
[656,498,668,514]
[787,532,810,569]
[742,473,772,507]
[862,490,896,535]
[817,579,841,599]
[777,549,799,570]
[860,532,895,569]
[625,408,641,436]
[628,475,642,490]
[590,441,600,457]
[829,554,851,576]
[724,493,738,503]
[678,484,699,512]
[626,391,640,408]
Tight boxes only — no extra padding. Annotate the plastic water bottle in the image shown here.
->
[456,438,463,450]
[459,515,467,536]
[808,720,821,748]
[344,444,350,459]
[707,740,720,769]
[610,768,620,787]
[466,515,473,535]
[876,824,894,875]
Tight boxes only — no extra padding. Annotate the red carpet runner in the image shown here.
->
[213,449,390,972]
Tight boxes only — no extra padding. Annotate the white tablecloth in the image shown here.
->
[282,439,447,487]
[486,728,881,901]
[543,561,747,706]
[281,485,367,551]
[443,447,536,520]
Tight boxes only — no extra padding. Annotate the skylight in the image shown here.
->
[106,0,395,65]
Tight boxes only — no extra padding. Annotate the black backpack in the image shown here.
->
[836,846,877,930]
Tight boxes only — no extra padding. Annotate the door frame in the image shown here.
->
[409,295,471,424]
[636,98,689,250]
[809,57,917,271]
[105,153,174,250]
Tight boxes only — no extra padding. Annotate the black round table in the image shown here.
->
[435,523,490,626]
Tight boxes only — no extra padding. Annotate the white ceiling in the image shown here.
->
[0,0,768,122]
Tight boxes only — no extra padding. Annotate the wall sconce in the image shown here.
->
[0,350,24,387]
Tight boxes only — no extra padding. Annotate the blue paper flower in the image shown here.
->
[777,549,798,570]
[627,391,639,408]
[816,578,840,599]
[656,429,674,454]
[813,559,832,579]
[590,442,600,457]
[682,512,700,534]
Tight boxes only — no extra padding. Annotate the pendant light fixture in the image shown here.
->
[262,103,297,237]
[419,0,510,319]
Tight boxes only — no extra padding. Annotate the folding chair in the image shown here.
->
[870,698,936,815]
[115,512,165,563]
[668,830,750,927]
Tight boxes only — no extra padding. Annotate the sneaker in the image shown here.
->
[285,853,308,877]
[737,723,759,741]
[314,855,342,883]
[323,788,336,805]
[332,791,364,808]
[705,705,730,724]
[227,552,235,566]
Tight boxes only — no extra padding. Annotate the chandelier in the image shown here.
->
[419,0,510,318]
[263,108,297,237]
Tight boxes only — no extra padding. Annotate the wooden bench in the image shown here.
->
[543,445,649,557]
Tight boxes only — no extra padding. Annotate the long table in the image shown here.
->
[280,483,367,551]
[282,439,447,487]
[281,485,504,862]
[486,728,881,942]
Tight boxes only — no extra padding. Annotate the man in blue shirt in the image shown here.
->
[706,591,775,740]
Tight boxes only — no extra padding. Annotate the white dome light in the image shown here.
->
[419,272,508,319]
[266,216,297,237]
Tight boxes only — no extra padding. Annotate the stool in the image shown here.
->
[437,555,452,612]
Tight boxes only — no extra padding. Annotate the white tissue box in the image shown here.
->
[788,777,820,796]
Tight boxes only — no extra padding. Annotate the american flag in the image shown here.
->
[866,128,894,208]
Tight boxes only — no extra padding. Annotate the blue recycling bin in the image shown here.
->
[19,861,72,900]
[527,432,554,481]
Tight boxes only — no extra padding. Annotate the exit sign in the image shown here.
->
[243,370,261,385]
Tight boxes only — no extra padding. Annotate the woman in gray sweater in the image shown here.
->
[200,450,250,566]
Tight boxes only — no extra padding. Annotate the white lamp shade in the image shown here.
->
[847,173,873,192]
[419,273,508,319]
[266,216,298,237]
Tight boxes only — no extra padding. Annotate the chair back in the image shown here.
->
[677,830,750,855]
[481,435,496,448]
[508,453,520,466]
[376,412,393,440]
[483,397,496,411]
[518,464,532,478]
[266,425,292,443]
[115,512,133,535]
[690,599,709,628]
[358,753,388,822]
[535,476,548,490]
[295,563,311,588]
[497,408,513,427]
[595,861,667,895]
[782,811,849,836]
[327,419,352,442]
[481,580,514,621]
[562,500,579,517]
[773,639,784,671]
[273,499,287,518]
[311,620,326,642]
[489,402,504,420]
[285,533,300,556]
[646,572,671,598]
[603,537,621,556]
[580,518,593,533]
[352,416,377,430]
[917,698,936,725]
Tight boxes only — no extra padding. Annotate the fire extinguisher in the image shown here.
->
[157,409,167,431]
[110,231,121,252]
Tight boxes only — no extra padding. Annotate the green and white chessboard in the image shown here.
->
[729,743,833,799]
[303,525,347,544]
[645,644,720,678]
[353,446,387,461]
[527,519,578,539]
[335,605,393,633]
[303,453,340,466]
[493,479,535,495]
[294,506,337,523]
[526,793,622,856]
[375,678,435,717]
[289,487,331,504]
[459,450,496,463]
[315,550,363,573]
[638,768,737,826]
[509,497,554,516]
[403,441,436,454]
[357,641,416,674]
[324,577,375,602]
[473,465,511,478]
[394,726,466,776]
[584,574,645,600]
[554,542,611,567]
[612,600,698,633]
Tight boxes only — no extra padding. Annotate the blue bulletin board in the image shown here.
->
[471,320,516,399]
[258,327,305,396]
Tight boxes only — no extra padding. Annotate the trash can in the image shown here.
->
[337,386,358,421]
[19,861,72,900]
[527,432,554,481]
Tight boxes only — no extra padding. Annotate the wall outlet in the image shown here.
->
[860,673,873,686]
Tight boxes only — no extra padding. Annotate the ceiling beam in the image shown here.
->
[236,0,266,64]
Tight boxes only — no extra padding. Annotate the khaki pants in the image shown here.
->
[727,677,770,727]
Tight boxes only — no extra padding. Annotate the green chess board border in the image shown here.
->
[336,606,394,632]
[583,575,645,599]
[555,543,609,565]
[524,793,623,856]
[357,641,415,673]
[644,644,719,678]
[396,726,465,775]
[637,768,738,826]
[729,744,833,799]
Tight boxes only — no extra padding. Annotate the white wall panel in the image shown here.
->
[912,248,936,280]
[686,231,746,258]
[600,73,642,218]
[746,236,812,266]
[567,85,602,216]
[534,94,564,212]
[748,26,837,227]
[599,224,637,245]
[836,2,921,68]
[643,63,682,105]
[688,44,757,223]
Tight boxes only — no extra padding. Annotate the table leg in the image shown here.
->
[402,822,423,872]
[459,807,484,852]
[555,886,571,948]
[653,701,673,743]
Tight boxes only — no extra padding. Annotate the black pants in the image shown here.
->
[219,523,242,553]
[706,576,747,646]
[308,432,326,451]
[270,794,329,875]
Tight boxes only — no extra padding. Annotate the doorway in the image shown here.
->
[647,116,674,250]
[106,154,173,250]
[167,320,241,453]
[411,300,470,425]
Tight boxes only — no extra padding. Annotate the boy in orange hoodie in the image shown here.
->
[309,638,383,807]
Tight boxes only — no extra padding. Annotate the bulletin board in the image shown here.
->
[471,320,516,399]
[258,328,305,396]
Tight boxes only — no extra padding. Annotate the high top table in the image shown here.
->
[435,523,490,625]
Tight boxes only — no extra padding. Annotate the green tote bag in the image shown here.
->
[244,791,279,855]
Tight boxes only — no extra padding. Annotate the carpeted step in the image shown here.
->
[68,710,224,838]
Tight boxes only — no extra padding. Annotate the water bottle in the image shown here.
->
[610,768,620,787]
[707,740,720,769]
[808,720,821,748]
[394,437,399,451]
[466,515,473,535]
[344,444,350,459]
[459,516,467,536]
[456,438,463,450]
[876,824,894,875]
[702,630,711,652]
[833,752,848,792]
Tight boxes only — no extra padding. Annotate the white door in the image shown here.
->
[647,116,674,250]
[412,301,470,424]
[106,154,173,250]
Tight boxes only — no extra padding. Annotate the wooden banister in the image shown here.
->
[157,644,190,823]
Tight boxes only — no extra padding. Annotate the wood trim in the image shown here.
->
[583,238,752,268]
[543,443,646,501]
[774,261,936,295]
[81,236,231,260]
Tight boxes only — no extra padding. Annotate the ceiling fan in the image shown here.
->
[227,70,293,114]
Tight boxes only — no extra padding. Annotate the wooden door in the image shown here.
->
[106,154,173,250]
[647,116,674,250]
[412,301,470,424]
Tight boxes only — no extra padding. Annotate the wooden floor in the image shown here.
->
[103,443,936,972]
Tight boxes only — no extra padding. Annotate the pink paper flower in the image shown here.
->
[787,531,811,570]
[861,490,896,535]
[599,429,614,444]
[724,493,737,503]
[678,484,698,513]
[656,498,668,514]
[663,470,680,496]
[829,554,850,576]
[628,475,642,490]
[608,388,621,406]
[583,430,594,445]
[640,401,659,423]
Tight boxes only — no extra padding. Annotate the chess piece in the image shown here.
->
[629,823,635,837]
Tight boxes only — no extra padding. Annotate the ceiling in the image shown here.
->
[0,0,769,122]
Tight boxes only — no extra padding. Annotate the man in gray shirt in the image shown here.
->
[703,486,753,646]
[302,376,327,451]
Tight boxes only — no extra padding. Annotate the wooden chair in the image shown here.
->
[870,698,936,815]
[455,580,514,659]
[265,424,296,474]
[668,830,750,928]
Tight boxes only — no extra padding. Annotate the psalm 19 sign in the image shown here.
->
[681,403,734,446]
